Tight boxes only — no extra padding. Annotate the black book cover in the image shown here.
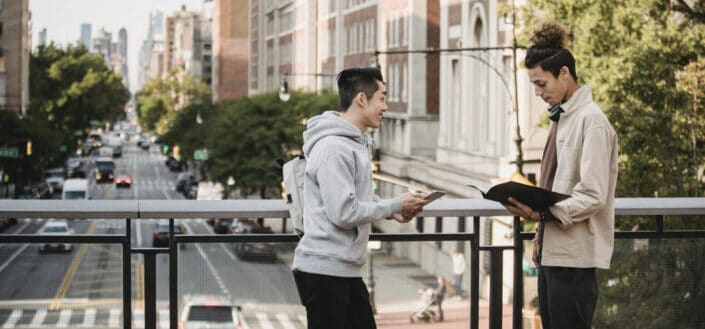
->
[467,181,570,210]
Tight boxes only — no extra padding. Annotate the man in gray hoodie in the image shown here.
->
[292,67,429,329]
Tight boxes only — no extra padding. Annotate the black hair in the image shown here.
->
[337,67,384,112]
[524,22,578,81]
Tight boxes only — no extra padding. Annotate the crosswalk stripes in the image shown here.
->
[0,308,306,329]
[1,310,20,328]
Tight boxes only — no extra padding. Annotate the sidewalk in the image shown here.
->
[279,250,518,328]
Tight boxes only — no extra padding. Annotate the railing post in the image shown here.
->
[489,248,504,329]
[144,252,157,329]
[169,219,178,329]
[513,216,524,329]
[123,218,132,329]
[470,216,480,329]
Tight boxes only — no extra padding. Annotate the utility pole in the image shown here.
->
[511,0,524,175]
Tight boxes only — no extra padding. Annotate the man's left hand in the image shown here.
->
[504,197,540,221]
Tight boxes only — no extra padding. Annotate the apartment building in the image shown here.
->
[0,0,30,115]
[212,0,249,101]
[163,6,212,86]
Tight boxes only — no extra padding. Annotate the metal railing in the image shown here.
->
[1,198,705,329]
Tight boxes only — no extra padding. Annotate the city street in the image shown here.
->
[0,143,303,328]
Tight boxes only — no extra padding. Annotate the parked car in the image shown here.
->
[152,221,186,248]
[115,175,133,188]
[213,218,233,234]
[175,172,197,192]
[32,181,53,199]
[179,295,243,329]
[231,219,277,262]
[39,220,74,253]
[165,155,185,172]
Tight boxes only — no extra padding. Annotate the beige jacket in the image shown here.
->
[542,85,618,269]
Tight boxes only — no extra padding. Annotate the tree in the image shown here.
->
[519,1,705,327]
[28,43,130,156]
[204,91,335,198]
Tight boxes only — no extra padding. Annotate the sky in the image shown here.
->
[29,0,208,93]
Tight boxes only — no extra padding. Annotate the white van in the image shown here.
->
[62,178,90,200]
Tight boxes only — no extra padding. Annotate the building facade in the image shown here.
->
[0,0,30,115]
[80,23,92,50]
[163,6,213,86]
[212,0,249,101]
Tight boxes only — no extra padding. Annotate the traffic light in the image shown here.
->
[26,140,32,156]
[372,161,380,191]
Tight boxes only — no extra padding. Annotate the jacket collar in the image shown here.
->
[560,84,593,118]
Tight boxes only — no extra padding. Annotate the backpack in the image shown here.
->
[282,155,306,237]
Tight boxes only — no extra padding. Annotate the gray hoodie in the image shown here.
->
[292,111,402,277]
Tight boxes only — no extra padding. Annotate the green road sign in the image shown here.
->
[194,149,209,160]
[0,147,19,158]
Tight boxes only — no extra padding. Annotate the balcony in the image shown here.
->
[0,198,704,329]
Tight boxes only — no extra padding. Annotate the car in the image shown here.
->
[152,221,186,248]
[179,295,244,329]
[175,172,197,192]
[94,157,115,183]
[231,219,277,262]
[43,167,65,193]
[39,220,74,253]
[165,155,185,172]
[31,181,53,199]
[62,178,90,200]
[115,175,133,188]
[213,218,233,234]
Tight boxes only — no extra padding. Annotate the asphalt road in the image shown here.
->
[0,142,303,328]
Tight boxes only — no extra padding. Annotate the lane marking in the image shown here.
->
[56,309,72,328]
[108,308,121,328]
[158,309,169,329]
[30,309,47,327]
[82,307,96,327]
[256,312,275,329]
[184,224,231,297]
[50,220,97,310]
[1,310,21,328]
[0,244,29,275]
[277,313,297,329]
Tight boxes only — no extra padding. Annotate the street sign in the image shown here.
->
[0,147,19,158]
[194,149,209,160]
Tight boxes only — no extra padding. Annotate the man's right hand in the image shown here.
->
[399,192,430,219]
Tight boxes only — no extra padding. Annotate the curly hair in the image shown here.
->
[524,21,578,81]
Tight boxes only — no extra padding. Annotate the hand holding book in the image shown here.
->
[466,181,569,210]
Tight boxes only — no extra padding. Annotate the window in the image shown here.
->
[402,62,408,102]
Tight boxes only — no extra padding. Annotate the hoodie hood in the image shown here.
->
[302,111,372,156]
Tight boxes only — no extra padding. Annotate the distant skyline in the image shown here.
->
[29,0,208,93]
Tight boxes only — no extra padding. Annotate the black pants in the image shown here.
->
[293,270,376,329]
[538,265,598,329]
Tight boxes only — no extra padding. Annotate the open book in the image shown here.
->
[466,181,570,210]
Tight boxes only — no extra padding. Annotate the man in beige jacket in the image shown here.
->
[503,22,618,329]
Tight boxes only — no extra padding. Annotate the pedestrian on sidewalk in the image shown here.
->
[433,276,447,321]
[451,248,466,297]
[291,67,431,329]
[502,21,618,329]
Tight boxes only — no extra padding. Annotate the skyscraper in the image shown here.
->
[80,23,92,50]
[118,28,128,89]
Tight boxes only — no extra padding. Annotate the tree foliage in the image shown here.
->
[204,90,336,198]
[28,43,130,151]
[519,1,705,327]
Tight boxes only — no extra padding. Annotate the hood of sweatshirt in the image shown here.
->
[302,111,372,156]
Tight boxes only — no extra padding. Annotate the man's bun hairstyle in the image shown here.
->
[524,21,577,81]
